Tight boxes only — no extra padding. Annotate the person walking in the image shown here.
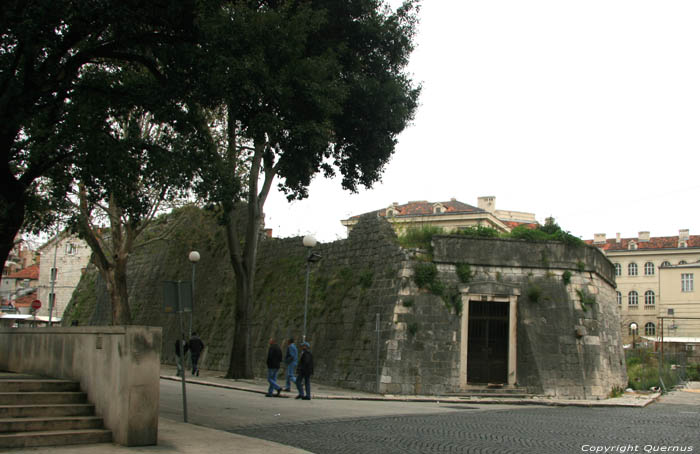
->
[266,338,283,397]
[174,336,188,377]
[283,338,298,392]
[295,342,314,400]
[188,332,205,376]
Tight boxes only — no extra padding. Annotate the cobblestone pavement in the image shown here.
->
[230,404,699,454]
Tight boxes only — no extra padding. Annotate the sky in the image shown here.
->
[263,0,700,244]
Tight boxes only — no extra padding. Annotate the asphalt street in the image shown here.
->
[160,379,700,454]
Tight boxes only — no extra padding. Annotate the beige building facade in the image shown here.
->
[588,230,700,346]
[341,196,537,235]
[36,234,92,320]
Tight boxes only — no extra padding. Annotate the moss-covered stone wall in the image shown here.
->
[65,208,626,398]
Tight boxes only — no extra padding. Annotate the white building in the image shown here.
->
[36,233,92,319]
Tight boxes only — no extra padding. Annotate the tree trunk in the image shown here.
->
[111,256,132,325]
[227,273,253,378]
[0,165,26,276]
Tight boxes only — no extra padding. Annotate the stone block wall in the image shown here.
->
[65,209,627,398]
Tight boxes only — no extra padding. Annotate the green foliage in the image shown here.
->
[576,289,597,311]
[687,363,700,381]
[608,386,625,398]
[562,270,572,285]
[402,299,414,308]
[576,261,586,272]
[359,269,374,289]
[441,287,463,316]
[456,264,473,284]
[398,225,444,250]
[456,225,500,238]
[526,284,543,302]
[506,219,584,247]
[407,322,419,337]
[413,262,438,289]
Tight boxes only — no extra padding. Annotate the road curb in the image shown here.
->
[160,375,657,408]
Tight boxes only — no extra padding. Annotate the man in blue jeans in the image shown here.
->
[295,342,314,400]
[283,338,298,392]
[266,338,283,397]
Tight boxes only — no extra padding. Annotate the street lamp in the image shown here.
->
[188,251,200,339]
[630,322,638,350]
[302,235,321,342]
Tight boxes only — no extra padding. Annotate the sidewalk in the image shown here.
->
[160,364,660,408]
[17,417,312,454]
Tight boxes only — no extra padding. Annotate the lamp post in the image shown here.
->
[302,235,321,342]
[630,322,638,351]
[188,251,200,339]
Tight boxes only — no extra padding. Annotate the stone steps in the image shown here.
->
[0,429,112,449]
[445,386,534,399]
[0,373,111,449]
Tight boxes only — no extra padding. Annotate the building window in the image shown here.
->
[645,322,656,336]
[628,263,638,276]
[65,243,77,255]
[644,262,655,276]
[628,291,638,306]
[628,323,639,335]
[644,290,655,306]
[681,273,694,292]
[661,261,671,268]
[614,263,621,276]
[679,260,687,265]
[616,291,622,305]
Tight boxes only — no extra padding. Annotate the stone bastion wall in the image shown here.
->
[65,208,626,398]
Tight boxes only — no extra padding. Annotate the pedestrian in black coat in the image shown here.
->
[295,342,314,400]
[266,338,283,397]
[189,332,205,376]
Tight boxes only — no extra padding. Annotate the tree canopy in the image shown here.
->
[0,0,209,274]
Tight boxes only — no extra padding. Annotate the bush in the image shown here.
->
[398,225,444,250]
[413,262,438,289]
[456,263,473,283]
[562,270,572,285]
[456,225,500,238]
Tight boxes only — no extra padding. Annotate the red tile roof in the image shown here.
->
[586,235,700,251]
[13,292,38,307]
[504,221,539,230]
[6,264,39,280]
[349,200,486,220]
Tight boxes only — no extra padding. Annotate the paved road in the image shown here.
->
[160,380,700,454]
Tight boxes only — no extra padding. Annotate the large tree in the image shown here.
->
[194,0,421,378]
[0,0,207,275]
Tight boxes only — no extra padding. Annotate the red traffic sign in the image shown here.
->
[31,299,42,310]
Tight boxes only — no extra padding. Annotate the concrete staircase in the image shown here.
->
[0,373,112,449]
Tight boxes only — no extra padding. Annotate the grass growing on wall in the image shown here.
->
[397,225,444,251]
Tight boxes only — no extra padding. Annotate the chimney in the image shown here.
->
[639,231,650,242]
[593,233,606,244]
[477,196,496,213]
[616,233,621,244]
[450,197,456,202]
[679,229,690,241]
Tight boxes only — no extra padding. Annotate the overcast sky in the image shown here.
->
[263,0,700,244]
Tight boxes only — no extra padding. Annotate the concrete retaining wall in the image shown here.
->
[0,326,161,446]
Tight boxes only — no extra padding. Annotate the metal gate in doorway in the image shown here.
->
[467,300,509,384]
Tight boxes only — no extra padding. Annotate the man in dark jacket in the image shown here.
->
[295,342,314,400]
[188,332,205,376]
[266,338,283,397]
